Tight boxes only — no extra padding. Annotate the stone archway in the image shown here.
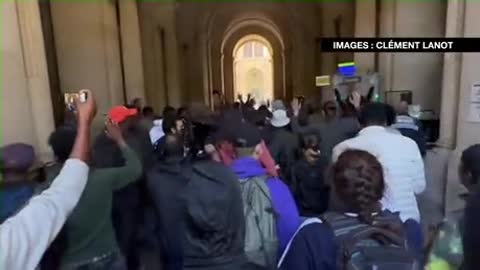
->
[220,18,287,102]
[232,34,274,106]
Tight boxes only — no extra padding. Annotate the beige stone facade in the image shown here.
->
[1,0,479,214]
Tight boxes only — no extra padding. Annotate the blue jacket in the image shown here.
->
[278,214,423,270]
[0,185,34,223]
[230,157,301,253]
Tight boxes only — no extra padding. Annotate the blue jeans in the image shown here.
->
[404,219,424,265]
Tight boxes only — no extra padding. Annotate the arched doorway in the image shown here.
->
[218,17,288,103]
[233,35,274,107]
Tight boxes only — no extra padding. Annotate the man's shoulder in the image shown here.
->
[294,218,334,242]
[388,132,420,150]
[333,136,359,152]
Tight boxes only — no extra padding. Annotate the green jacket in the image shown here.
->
[48,145,142,266]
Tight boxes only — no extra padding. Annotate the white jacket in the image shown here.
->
[0,159,89,270]
[332,126,426,222]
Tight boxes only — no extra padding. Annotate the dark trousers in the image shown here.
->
[113,185,141,270]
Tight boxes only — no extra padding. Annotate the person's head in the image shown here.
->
[460,144,480,190]
[323,100,337,119]
[272,100,286,112]
[162,106,176,119]
[0,143,36,183]
[332,150,385,224]
[385,104,397,126]
[300,133,321,164]
[397,101,410,115]
[108,106,138,131]
[131,98,143,108]
[233,102,241,110]
[257,106,271,124]
[233,123,263,159]
[358,102,388,127]
[142,106,155,119]
[162,116,185,135]
[48,126,76,163]
[248,98,256,108]
[258,104,269,113]
[270,109,291,129]
[177,107,188,119]
[161,134,185,159]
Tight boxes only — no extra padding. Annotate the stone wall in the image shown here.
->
[50,1,125,120]
[138,1,182,111]
[378,1,446,113]
[1,2,37,147]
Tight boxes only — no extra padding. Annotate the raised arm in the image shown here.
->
[0,89,96,270]
[101,120,142,190]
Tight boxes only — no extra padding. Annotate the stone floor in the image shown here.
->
[419,147,467,231]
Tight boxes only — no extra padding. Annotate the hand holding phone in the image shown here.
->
[65,91,88,112]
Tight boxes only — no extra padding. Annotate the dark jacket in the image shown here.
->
[291,158,330,217]
[398,128,427,157]
[147,157,189,270]
[182,161,250,270]
[463,186,480,270]
[268,128,299,183]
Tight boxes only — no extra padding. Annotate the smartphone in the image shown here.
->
[64,92,87,111]
[296,95,305,104]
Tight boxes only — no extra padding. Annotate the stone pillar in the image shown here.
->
[16,1,55,161]
[354,0,376,72]
[437,0,465,149]
[102,1,125,107]
[378,1,396,94]
[119,0,146,104]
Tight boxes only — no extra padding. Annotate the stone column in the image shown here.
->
[378,1,396,94]
[354,0,376,72]
[16,1,55,161]
[119,0,146,104]
[437,0,465,149]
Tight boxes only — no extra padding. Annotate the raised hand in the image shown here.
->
[75,89,97,125]
[105,119,126,146]
[291,98,301,117]
[349,91,362,109]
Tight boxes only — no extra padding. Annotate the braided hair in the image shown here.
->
[332,150,385,224]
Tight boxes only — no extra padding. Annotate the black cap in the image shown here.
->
[232,123,262,148]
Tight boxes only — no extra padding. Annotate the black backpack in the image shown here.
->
[322,212,420,270]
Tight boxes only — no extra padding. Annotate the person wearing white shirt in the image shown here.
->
[149,118,164,144]
[0,89,97,270]
[332,103,426,222]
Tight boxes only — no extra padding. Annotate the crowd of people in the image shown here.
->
[0,87,479,270]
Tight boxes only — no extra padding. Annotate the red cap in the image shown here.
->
[108,106,138,124]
